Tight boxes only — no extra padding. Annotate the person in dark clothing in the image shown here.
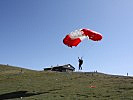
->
[78,57,83,70]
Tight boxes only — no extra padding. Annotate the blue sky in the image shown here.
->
[0,0,133,75]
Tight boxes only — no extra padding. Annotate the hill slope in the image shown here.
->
[0,65,133,100]
[0,64,35,74]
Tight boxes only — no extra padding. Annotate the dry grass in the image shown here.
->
[0,65,133,100]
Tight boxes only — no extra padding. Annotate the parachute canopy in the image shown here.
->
[63,28,102,47]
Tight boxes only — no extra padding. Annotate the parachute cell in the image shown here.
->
[63,28,102,47]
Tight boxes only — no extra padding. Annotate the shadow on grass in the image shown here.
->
[0,91,44,100]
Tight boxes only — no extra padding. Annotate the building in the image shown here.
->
[44,64,75,72]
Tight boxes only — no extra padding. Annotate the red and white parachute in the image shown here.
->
[63,28,102,47]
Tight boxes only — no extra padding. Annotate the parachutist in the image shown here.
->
[78,57,83,70]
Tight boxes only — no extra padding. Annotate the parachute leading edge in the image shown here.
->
[63,28,102,47]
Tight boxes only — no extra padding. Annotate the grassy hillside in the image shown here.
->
[0,65,133,100]
[0,64,35,74]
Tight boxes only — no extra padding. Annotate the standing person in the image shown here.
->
[78,57,83,70]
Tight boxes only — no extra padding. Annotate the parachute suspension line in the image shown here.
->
[63,28,103,72]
